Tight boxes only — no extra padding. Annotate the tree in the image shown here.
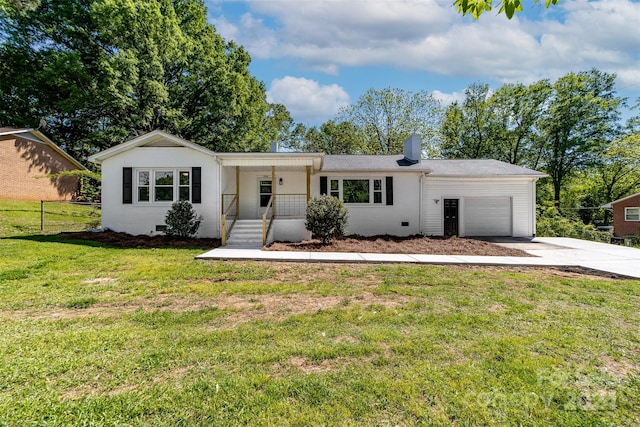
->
[440,83,495,159]
[290,120,365,154]
[339,88,442,156]
[489,81,551,168]
[537,69,623,211]
[592,131,640,223]
[0,0,279,160]
[454,0,560,20]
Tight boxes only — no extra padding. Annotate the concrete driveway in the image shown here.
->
[198,237,640,279]
[526,237,640,279]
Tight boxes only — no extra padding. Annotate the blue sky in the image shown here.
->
[205,0,640,125]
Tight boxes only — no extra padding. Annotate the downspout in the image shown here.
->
[532,177,538,238]
[216,157,222,238]
[419,173,425,235]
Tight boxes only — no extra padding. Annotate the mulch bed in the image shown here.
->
[61,230,220,249]
[60,231,531,257]
[265,235,533,257]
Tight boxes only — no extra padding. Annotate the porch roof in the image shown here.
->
[216,152,324,170]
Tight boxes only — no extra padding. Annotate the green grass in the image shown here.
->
[0,199,100,237]
[1,203,639,425]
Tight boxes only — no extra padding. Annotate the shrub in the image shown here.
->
[305,195,349,244]
[536,205,611,243]
[164,201,202,239]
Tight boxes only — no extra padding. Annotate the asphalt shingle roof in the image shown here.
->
[322,155,546,177]
[422,159,546,176]
[322,155,431,171]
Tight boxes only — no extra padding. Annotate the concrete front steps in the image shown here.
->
[225,219,265,247]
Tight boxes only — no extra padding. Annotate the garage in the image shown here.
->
[464,197,512,236]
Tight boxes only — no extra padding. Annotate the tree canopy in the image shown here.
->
[338,88,442,156]
[440,70,627,213]
[454,0,561,20]
[0,0,282,161]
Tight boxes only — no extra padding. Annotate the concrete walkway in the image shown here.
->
[196,237,640,279]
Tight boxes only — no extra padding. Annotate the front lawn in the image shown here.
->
[0,209,639,425]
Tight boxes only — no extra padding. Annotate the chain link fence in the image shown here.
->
[40,200,101,233]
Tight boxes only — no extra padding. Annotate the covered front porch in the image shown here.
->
[217,153,324,246]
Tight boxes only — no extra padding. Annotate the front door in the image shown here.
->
[444,199,459,236]
[259,179,273,210]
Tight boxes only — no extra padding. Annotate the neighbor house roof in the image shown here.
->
[602,191,640,208]
[0,128,86,170]
[0,127,30,135]
[322,156,546,177]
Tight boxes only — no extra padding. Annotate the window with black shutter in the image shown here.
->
[385,176,393,205]
[192,167,201,204]
[123,167,133,204]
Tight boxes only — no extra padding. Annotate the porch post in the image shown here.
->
[306,165,311,202]
[271,166,276,216]
[235,166,240,217]
[221,214,226,246]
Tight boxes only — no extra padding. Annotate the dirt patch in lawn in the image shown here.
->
[7,291,410,326]
[266,235,532,257]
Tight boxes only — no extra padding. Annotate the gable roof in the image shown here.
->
[0,128,86,170]
[88,130,216,164]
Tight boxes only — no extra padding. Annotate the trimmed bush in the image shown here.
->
[305,195,349,244]
[165,200,202,239]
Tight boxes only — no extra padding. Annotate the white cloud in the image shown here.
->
[432,90,464,106]
[267,77,350,123]
[209,0,640,85]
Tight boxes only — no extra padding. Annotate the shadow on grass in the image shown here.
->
[3,232,221,250]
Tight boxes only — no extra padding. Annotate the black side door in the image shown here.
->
[444,199,459,236]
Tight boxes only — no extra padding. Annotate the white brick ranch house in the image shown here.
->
[88,130,545,245]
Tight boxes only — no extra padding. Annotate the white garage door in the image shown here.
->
[464,197,512,236]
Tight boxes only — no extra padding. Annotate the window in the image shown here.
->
[325,177,389,205]
[134,169,192,203]
[179,171,190,201]
[154,171,174,202]
[373,179,382,204]
[330,179,339,198]
[625,207,640,221]
[343,179,370,203]
[138,171,150,202]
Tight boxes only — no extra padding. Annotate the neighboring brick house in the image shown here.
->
[607,192,640,237]
[0,128,86,201]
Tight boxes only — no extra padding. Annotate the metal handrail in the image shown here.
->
[273,193,307,217]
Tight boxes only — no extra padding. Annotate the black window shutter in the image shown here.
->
[123,167,133,204]
[192,167,201,204]
[385,176,393,206]
[320,176,327,195]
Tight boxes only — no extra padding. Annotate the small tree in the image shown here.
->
[305,195,349,244]
[164,201,202,239]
